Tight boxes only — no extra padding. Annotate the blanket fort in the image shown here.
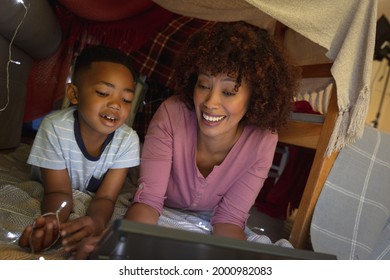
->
[153,0,377,155]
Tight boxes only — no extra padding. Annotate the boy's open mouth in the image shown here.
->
[101,114,118,122]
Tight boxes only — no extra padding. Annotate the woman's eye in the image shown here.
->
[123,99,132,104]
[197,82,210,90]
[223,91,236,96]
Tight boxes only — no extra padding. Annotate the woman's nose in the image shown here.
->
[204,89,219,109]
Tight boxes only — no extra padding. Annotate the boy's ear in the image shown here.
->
[66,83,78,105]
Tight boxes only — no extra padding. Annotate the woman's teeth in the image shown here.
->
[202,113,225,122]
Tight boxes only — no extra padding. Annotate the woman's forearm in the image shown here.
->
[124,202,159,224]
[212,223,246,240]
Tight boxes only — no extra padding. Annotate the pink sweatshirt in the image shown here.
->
[133,96,277,228]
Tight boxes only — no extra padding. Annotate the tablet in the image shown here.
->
[90,219,336,260]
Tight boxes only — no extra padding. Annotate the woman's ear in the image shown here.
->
[66,83,78,105]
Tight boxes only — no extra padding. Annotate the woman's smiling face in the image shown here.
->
[193,72,250,139]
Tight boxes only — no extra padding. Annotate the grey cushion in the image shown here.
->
[311,126,390,259]
[0,0,61,59]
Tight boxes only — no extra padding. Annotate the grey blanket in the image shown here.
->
[311,126,390,260]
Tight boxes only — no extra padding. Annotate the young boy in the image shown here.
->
[18,45,140,254]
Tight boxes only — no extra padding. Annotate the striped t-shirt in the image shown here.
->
[28,106,140,193]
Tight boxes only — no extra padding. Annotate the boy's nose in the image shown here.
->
[108,100,120,110]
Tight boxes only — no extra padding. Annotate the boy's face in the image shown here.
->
[67,61,135,139]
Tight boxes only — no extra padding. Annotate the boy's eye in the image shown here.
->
[123,99,132,104]
[96,91,108,97]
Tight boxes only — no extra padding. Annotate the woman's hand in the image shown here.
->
[60,216,98,253]
[18,215,60,253]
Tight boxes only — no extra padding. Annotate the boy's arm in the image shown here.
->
[60,167,128,252]
[18,168,73,251]
[40,168,73,221]
[86,167,129,232]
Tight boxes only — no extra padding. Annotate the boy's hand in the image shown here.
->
[73,235,103,259]
[18,215,60,253]
[60,216,98,253]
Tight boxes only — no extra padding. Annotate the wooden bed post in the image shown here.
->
[288,85,340,249]
[262,17,342,250]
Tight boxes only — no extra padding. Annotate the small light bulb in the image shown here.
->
[57,201,67,213]
[10,60,21,65]
[16,0,27,9]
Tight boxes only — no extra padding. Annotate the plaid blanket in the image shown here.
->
[130,13,215,88]
[311,126,390,260]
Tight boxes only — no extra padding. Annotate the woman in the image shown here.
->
[72,21,300,258]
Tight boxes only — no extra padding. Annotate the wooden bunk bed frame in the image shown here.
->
[278,62,339,249]
[272,21,339,249]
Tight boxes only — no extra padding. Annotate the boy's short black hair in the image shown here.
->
[72,45,138,85]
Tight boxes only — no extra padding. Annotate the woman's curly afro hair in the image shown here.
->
[173,21,301,131]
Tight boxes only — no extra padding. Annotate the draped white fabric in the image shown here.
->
[153,0,377,155]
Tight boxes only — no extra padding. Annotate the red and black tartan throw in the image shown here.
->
[130,13,215,89]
